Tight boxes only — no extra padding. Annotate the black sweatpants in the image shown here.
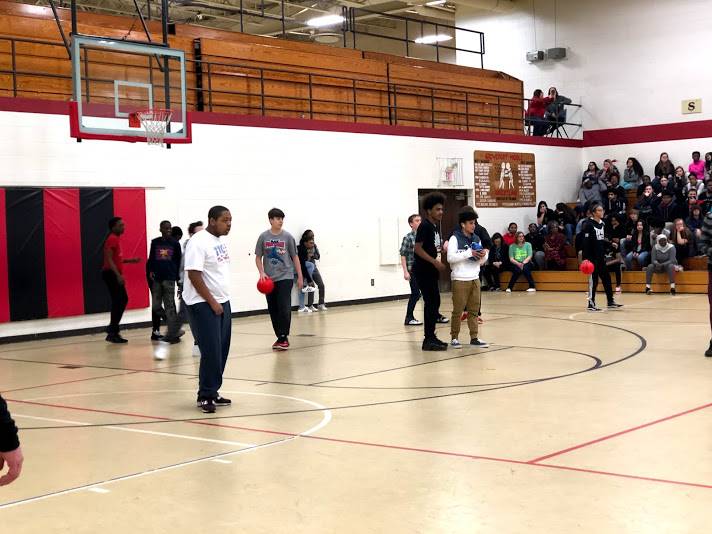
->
[188,301,232,399]
[266,279,293,338]
[589,261,613,305]
[414,271,440,341]
[102,270,128,335]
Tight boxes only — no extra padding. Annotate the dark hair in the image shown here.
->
[537,200,548,210]
[690,172,698,179]
[589,201,603,213]
[300,229,315,245]
[508,222,517,229]
[108,216,122,230]
[705,152,712,171]
[457,207,477,225]
[491,232,503,243]
[555,202,577,221]
[160,220,171,227]
[268,207,285,219]
[587,161,599,172]
[627,157,644,177]
[407,213,419,224]
[171,226,183,239]
[188,221,203,235]
[533,89,543,98]
[693,151,700,156]
[208,205,229,221]
[422,192,446,212]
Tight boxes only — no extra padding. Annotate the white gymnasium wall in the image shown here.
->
[455,0,712,130]
[0,110,581,337]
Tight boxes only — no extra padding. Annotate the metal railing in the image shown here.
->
[0,34,582,137]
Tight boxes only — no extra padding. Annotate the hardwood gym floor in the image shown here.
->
[0,291,710,533]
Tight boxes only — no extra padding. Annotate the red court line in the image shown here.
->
[527,401,712,464]
[7,397,711,490]
[1,371,139,394]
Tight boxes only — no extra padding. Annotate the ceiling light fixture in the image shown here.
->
[414,34,453,44]
[425,0,447,6]
[306,14,345,28]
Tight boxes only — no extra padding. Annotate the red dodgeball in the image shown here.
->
[257,276,275,294]
[579,260,595,275]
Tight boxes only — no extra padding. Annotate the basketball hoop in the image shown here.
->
[135,108,172,146]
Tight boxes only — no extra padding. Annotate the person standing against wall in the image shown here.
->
[255,208,304,351]
[181,221,204,357]
[102,217,141,344]
[147,220,183,345]
[183,206,233,414]
[413,193,448,351]
[400,214,423,326]
[0,394,22,486]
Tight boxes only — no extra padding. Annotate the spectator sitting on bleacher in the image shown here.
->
[704,152,712,181]
[606,214,626,249]
[555,203,577,244]
[672,218,697,261]
[579,177,606,207]
[543,221,567,270]
[506,232,536,292]
[623,158,644,190]
[483,233,508,291]
[604,236,624,294]
[654,191,679,223]
[525,223,546,270]
[582,161,599,182]
[634,184,655,222]
[526,89,550,136]
[544,87,572,133]
[689,151,705,181]
[637,175,653,197]
[502,222,518,246]
[645,234,677,295]
[598,159,620,183]
[575,204,592,235]
[606,173,626,199]
[686,205,704,239]
[536,201,556,230]
[672,167,688,202]
[649,217,671,248]
[684,173,704,197]
[603,189,627,219]
[654,175,676,197]
[680,190,699,220]
[698,180,712,212]
[654,152,675,179]
[624,220,651,270]
[619,209,640,257]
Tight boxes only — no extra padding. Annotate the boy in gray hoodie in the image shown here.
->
[645,234,676,295]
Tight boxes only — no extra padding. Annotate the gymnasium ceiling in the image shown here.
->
[33,0,460,39]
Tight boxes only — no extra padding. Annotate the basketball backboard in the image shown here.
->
[69,35,191,145]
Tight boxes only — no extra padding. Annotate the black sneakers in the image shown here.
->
[197,398,216,414]
[150,331,163,341]
[587,302,603,312]
[215,396,232,407]
[422,338,447,351]
[160,337,182,344]
[705,341,712,358]
[671,287,676,295]
[607,302,623,309]
[436,315,449,324]
[106,334,128,344]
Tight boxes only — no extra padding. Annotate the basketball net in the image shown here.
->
[135,109,173,146]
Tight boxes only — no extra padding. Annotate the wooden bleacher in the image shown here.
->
[0,0,524,133]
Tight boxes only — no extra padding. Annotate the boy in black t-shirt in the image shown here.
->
[414,193,448,351]
[581,202,623,312]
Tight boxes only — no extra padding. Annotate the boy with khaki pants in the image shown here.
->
[447,208,489,348]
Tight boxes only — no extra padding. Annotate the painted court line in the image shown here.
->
[527,401,712,464]
[1,370,139,393]
[10,398,711,492]
[13,414,256,448]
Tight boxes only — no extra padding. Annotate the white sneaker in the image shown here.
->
[298,306,309,313]
[318,304,328,311]
[505,288,512,293]
[526,288,536,293]
[450,339,462,349]
[301,285,316,293]
[309,305,318,312]
[192,344,201,357]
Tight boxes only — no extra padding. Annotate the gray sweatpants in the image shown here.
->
[645,262,675,285]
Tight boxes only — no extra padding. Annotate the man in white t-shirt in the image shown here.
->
[183,206,232,414]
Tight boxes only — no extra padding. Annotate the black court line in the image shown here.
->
[13,315,646,432]
[308,346,512,385]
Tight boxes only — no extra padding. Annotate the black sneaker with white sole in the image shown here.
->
[197,398,216,413]
[587,302,603,312]
[215,396,232,407]
[607,302,623,309]
[470,338,489,348]
[436,315,449,324]
[405,318,423,326]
